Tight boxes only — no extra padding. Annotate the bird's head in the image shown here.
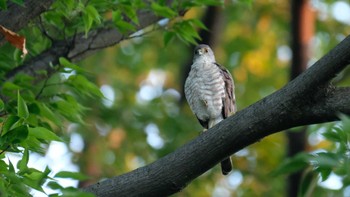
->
[193,44,216,63]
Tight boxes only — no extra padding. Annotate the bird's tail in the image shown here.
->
[221,157,232,175]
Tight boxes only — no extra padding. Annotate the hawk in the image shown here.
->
[184,44,236,175]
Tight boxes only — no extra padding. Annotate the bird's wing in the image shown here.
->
[215,63,236,118]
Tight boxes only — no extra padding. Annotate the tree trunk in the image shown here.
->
[287,0,314,196]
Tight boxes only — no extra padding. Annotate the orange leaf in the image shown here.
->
[0,25,28,58]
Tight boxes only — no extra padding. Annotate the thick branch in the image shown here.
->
[0,0,55,45]
[82,36,350,196]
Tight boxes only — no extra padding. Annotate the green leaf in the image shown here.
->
[67,75,103,98]
[0,0,7,10]
[47,181,63,190]
[322,129,341,142]
[122,4,139,24]
[194,0,223,6]
[10,0,24,6]
[28,127,62,142]
[85,5,100,24]
[271,153,309,176]
[163,31,175,46]
[2,115,20,135]
[0,99,3,111]
[53,96,84,123]
[188,19,208,31]
[38,103,62,126]
[59,57,85,73]
[17,148,29,172]
[298,169,318,197]
[23,170,46,192]
[82,14,93,37]
[54,171,90,181]
[82,4,100,37]
[17,91,29,119]
[310,152,340,168]
[319,167,332,182]
[8,159,15,172]
[112,11,135,34]
[3,125,28,144]
[2,82,22,91]
[151,2,177,18]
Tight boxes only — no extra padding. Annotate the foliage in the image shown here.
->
[0,0,349,196]
[273,116,350,197]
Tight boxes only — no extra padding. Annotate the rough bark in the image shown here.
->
[82,35,350,196]
[0,0,55,45]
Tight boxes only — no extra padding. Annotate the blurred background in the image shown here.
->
[5,0,350,196]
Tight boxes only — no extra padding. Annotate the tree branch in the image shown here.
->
[82,35,350,196]
[0,0,55,45]
[3,2,180,81]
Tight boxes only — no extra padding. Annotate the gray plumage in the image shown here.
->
[184,44,236,175]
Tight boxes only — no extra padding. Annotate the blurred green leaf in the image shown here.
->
[52,94,85,123]
[22,167,51,193]
[272,153,309,176]
[164,31,175,46]
[122,4,139,24]
[67,75,103,98]
[28,127,62,142]
[85,5,100,24]
[59,57,85,73]
[17,148,29,172]
[10,0,24,6]
[112,10,136,34]
[2,125,28,144]
[17,91,29,119]
[0,0,7,10]
[2,115,20,135]
[47,181,63,190]
[151,2,177,18]
[0,99,4,111]
[54,171,90,181]
[299,169,318,197]
[37,103,62,126]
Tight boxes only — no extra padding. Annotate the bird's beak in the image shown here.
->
[197,49,203,55]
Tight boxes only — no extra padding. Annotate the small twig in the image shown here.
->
[35,77,50,100]
[38,16,54,42]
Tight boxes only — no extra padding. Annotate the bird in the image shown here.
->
[184,44,236,175]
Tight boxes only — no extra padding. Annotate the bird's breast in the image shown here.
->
[185,62,225,120]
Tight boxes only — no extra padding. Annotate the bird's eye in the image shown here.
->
[204,48,208,53]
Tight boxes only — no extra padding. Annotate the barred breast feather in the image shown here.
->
[184,62,226,129]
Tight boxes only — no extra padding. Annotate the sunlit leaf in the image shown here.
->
[54,171,90,181]
[151,2,177,18]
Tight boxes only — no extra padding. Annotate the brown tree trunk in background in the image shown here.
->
[287,0,314,196]
[180,6,224,103]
